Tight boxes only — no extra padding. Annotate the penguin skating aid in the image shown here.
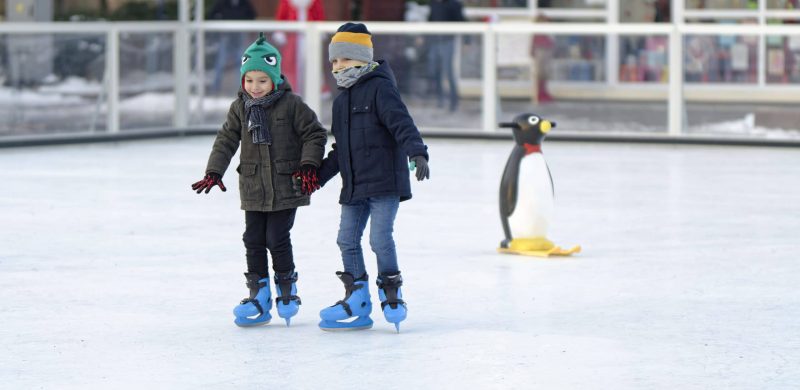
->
[497,113,580,257]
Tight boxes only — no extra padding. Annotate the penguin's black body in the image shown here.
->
[498,113,556,249]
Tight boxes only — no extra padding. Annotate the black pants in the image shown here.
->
[243,208,297,279]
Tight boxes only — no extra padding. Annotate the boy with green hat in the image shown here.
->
[191,33,327,328]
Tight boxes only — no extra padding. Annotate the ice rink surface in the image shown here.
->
[2,136,799,389]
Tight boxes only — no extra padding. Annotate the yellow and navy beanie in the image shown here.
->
[241,32,283,87]
[329,22,373,63]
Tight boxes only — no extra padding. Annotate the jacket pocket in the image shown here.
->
[237,163,261,201]
[274,160,301,199]
[351,104,375,130]
[351,104,372,114]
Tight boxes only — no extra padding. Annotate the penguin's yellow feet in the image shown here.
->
[509,237,554,251]
[498,237,581,258]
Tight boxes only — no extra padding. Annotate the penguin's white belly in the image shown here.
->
[508,154,554,238]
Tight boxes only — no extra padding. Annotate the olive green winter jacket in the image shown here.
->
[204,82,327,212]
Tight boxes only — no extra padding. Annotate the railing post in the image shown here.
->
[174,0,191,128]
[106,26,120,134]
[482,23,497,133]
[668,24,684,136]
[606,0,619,87]
[194,0,206,119]
[759,0,767,87]
[304,23,323,116]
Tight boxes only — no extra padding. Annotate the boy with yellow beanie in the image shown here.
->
[317,22,431,332]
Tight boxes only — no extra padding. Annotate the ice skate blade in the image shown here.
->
[234,316,271,327]
[318,316,373,331]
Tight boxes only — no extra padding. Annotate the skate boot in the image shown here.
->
[233,272,272,327]
[274,270,301,326]
[318,272,373,331]
[377,272,407,332]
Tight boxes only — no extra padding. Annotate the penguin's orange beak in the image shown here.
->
[540,121,552,133]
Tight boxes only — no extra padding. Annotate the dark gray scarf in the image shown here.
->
[242,89,285,145]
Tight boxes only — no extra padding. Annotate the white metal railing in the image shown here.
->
[2,18,800,137]
[464,0,800,23]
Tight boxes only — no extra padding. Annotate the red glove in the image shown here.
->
[292,165,320,195]
[191,172,227,194]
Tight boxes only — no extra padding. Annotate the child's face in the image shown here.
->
[331,58,368,73]
[243,71,273,98]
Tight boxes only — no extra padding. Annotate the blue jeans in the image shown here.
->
[337,196,400,278]
[427,38,458,111]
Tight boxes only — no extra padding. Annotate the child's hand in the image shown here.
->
[292,165,320,195]
[409,156,430,181]
[191,173,227,194]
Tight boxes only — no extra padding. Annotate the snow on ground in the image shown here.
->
[1,137,799,389]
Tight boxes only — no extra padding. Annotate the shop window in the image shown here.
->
[463,0,608,8]
[539,0,606,9]
[684,34,759,83]
[462,0,527,7]
[766,35,800,83]
[550,35,605,81]
[685,0,757,9]
[619,35,669,83]
[767,0,799,8]
[620,0,671,23]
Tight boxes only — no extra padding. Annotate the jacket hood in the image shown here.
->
[349,60,396,89]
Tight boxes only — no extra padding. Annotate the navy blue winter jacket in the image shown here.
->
[318,60,429,204]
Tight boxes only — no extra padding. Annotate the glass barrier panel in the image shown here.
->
[686,34,799,137]
[118,32,175,130]
[199,30,255,126]
[318,32,484,133]
[0,33,107,137]
[498,32,668,135]
[620,35,669,83]
[686,100,800,137]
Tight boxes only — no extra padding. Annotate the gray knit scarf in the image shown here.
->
[242,89,285,145]
[332,61,379,89]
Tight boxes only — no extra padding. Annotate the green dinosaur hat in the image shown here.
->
[240,32,283,87]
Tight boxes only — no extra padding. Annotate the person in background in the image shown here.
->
[530,14,554,104]
[654,0,671,23]
[208,0,256,94]
[427,0,466,112]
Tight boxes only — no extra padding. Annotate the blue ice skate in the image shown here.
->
[319,272,373,331]
[274,270,301,326]
[377,272,407,333]
[233,272,272,327]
